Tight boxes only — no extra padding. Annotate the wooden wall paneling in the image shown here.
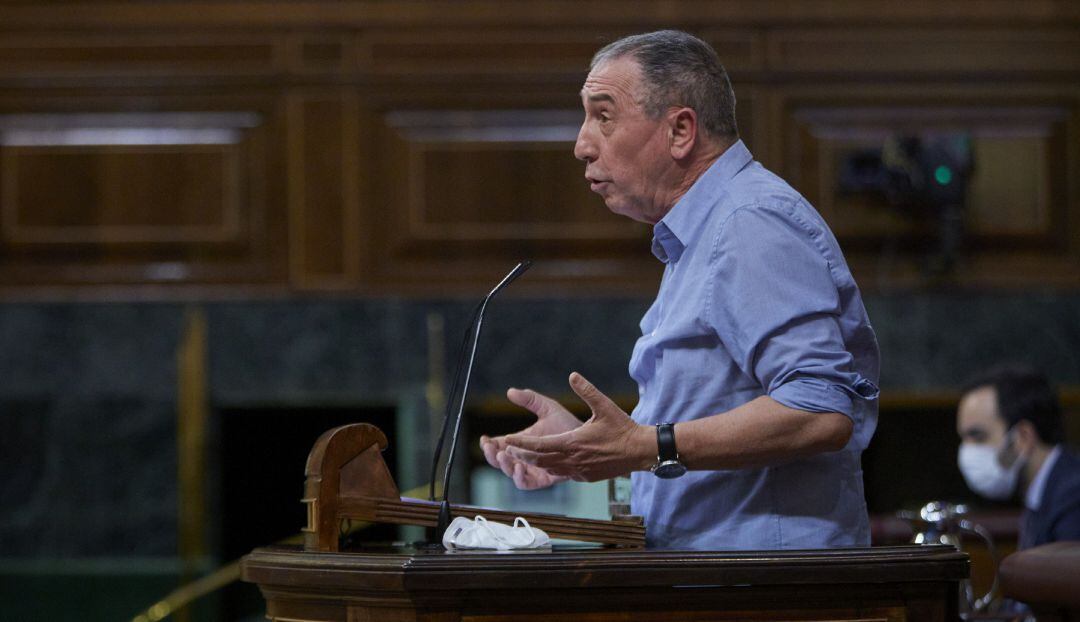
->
[351,23,763,294]
[766,27,1080,75]
[3,143,239,239]
[368,106,659,294]
[699,28,765,77]
[785,100,1068,246]
[287,91,361,289]
[0,95,287,288]
[1,1,1077,32]
[0,1,1077,295]
[0,32,284,86]
[730,88,757,164]
[284,32,356,76]
[777,85,1080,287]
[356,26,762,81]
[361,28,604,79]
[368,103,412,288]
[0,112,250,243]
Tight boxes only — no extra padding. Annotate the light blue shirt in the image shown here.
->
[629,140,880,550]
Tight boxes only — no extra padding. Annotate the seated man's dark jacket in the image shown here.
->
[1027,450,1080,548]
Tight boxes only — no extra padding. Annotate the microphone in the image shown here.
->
[428,260,533,540]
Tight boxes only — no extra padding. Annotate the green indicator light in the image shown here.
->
[934,165,953,186]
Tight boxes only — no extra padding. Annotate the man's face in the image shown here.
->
[573,56,674,224]
[957,386,1008,449]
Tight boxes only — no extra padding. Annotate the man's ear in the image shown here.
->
[668,107,697,160]
[1012,420,1040,454]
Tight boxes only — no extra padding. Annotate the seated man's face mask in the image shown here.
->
[957,430,1027,500]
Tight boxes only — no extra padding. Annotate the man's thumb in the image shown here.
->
[569,372,615,416]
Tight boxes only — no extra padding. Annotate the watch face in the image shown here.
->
[653,461,687,479]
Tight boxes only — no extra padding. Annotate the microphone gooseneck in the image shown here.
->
[428,261,533,541]
[428,299,483,503]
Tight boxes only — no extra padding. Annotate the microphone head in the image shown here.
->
[508,260,532,279]
[488,260,533,299]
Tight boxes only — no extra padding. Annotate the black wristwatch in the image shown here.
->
[651,423,687,479]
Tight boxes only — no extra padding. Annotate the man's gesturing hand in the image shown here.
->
[479,386,583,490]
[504,372,653,483]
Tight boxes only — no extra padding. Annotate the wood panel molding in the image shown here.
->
[0,101,287,287]
[286,91,362,289]
[366,107,660,293]
[0,33,283,83]
[767,28,1080,75]
[0,1,1077,30]
[0,113,252,246]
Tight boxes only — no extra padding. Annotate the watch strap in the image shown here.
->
[656,423,678,463]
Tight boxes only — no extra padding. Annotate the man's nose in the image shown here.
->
[573,123,596,162]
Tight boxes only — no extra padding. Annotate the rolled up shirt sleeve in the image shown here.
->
[705,202,878,421]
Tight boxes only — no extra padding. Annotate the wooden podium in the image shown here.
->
[242,543,968,621]
[242,424,968,620]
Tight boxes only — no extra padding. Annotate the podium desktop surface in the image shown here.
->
[242,543,967,621]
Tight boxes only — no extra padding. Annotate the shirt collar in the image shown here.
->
[1025,444,1063,511]
[651,139,754,264]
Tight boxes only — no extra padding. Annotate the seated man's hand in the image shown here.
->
[480,386,583,490]
[504,372,653,484]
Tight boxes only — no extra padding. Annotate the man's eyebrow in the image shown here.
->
[581,91,615,104]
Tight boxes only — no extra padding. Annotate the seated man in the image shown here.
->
[956,365,1080,548]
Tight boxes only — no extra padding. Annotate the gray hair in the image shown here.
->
[591,30,738,140]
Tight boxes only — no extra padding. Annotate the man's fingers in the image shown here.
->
[499,447,560,486]
[513,462,546,490]
[569,372,620,417]
[495,450,518,479]
[507,446,563,469]
[503,444,538,463]
[512,462,570,490]
[507,387,559,419]
[505,431,564,453]
[506,387,532,410]
[480,435,509,468]
[480,435,499,467]
[511,462,531,489]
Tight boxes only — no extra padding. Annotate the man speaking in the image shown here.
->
[480,30,880,550]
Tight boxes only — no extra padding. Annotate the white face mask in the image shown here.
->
[957,435,1025,500]
[442,515,551,551]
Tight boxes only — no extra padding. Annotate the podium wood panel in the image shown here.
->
[242,543,967,622]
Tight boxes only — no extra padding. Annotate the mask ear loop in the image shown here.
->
[473,515,508,547]
[511,517,537,547]
[1001,427,1030,470]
